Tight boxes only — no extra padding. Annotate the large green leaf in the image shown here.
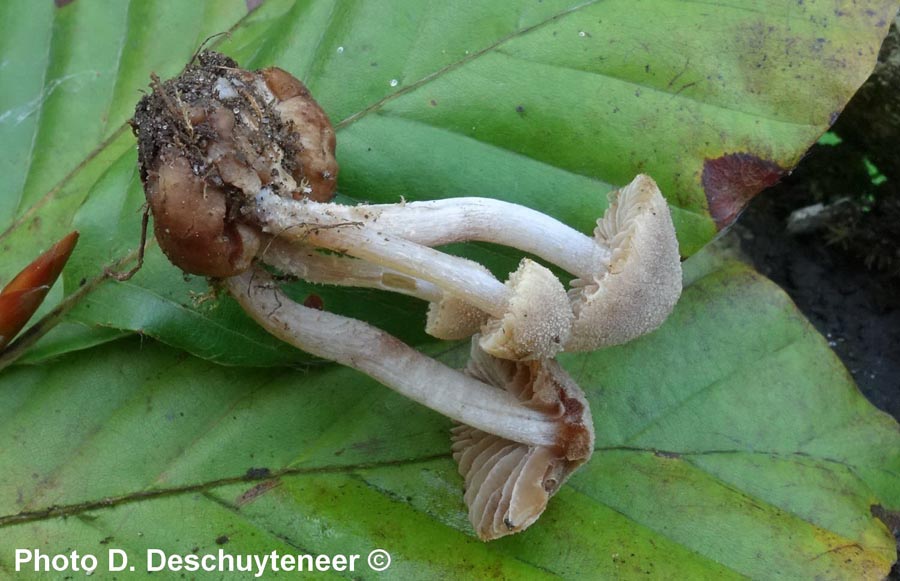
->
[1,253,897,578]
[0,0,896,364]
[1,2,898,578]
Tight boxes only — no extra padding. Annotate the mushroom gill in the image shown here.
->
[452,340,594,540]
[566,174,682,351]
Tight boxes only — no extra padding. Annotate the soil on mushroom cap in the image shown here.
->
[130,50,300,191]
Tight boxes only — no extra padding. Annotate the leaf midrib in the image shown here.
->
[3,446,891,568]
[1,447,887,523]
[334,0,601,129]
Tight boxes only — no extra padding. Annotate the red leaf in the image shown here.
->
[702,153,784,230]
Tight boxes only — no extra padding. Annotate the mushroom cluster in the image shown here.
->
[132,51,682,540]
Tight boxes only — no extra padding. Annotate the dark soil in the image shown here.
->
[738,18,899,424]
[738,149,900,420]
[131,50,300,189]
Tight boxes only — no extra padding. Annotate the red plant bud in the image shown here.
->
[0,231,79,349]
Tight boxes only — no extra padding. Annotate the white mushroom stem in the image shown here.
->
[253,193,510,317]
[259,237,443,303]
[227,267,561,447]
[259,237,489,342]
[253,193,576,360]
[267,197,611,278]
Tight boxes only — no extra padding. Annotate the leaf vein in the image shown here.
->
[492,48,818,128]
[335,0,602,129]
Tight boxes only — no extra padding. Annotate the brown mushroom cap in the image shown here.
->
[147,155,260,278]
[479,259,573,360]
[266,68,338,202]
[426,295,490,340]
[131,51,339,277]
[425,259,492,340]
[452,340,594,540]
[565,174,682,351]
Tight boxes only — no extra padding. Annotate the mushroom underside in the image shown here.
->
[453,338,595,540]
